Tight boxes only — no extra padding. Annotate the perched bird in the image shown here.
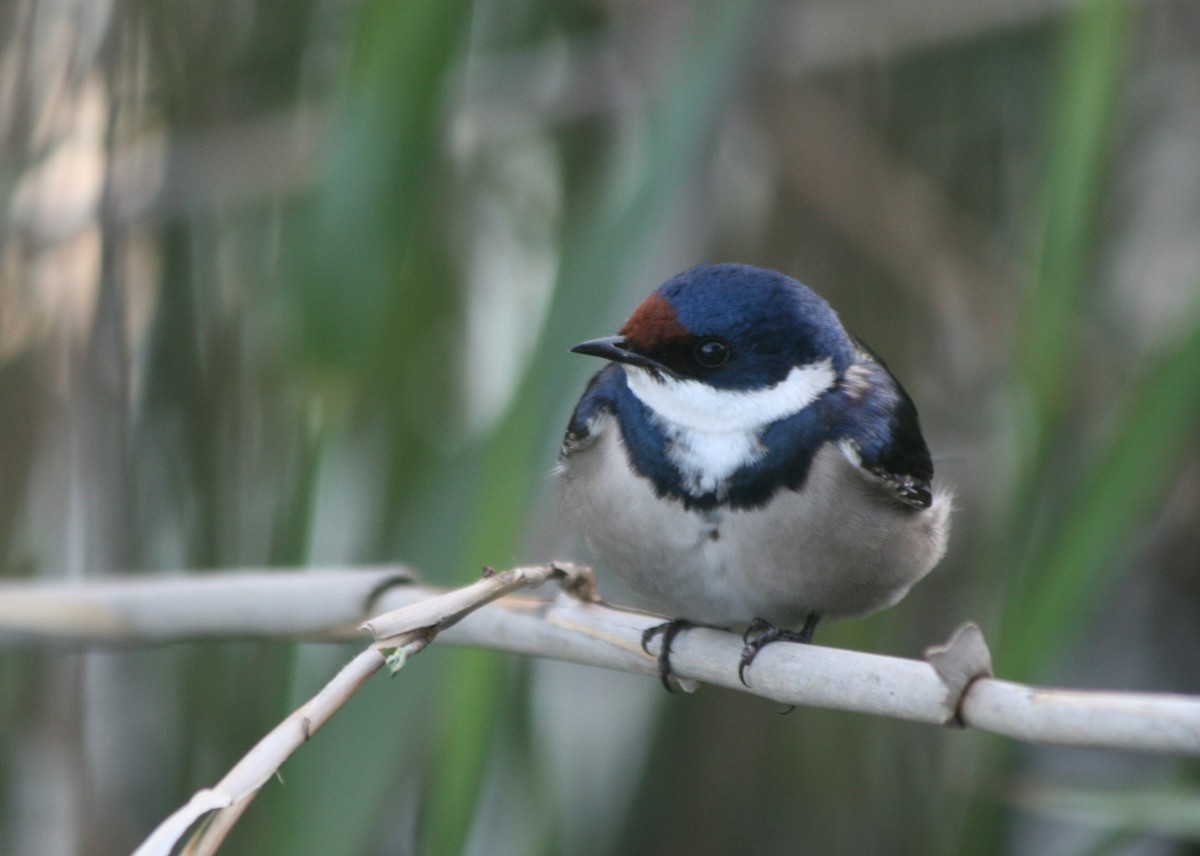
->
[557,263,950,688]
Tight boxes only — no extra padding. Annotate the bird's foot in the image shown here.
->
[641,619,698,692]
[738,613,821,687]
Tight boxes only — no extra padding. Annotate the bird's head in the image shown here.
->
[572,264,854,430]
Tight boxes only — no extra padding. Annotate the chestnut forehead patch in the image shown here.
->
[619,292,691,351]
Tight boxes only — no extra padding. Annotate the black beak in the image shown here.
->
[570,335,668,374]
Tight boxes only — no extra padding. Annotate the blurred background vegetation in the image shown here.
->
[2,0,1199,853]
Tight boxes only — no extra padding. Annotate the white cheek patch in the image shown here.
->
[625,360,836,433]
[625,360,836,495]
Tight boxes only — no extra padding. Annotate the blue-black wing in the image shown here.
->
[560,364,624,459]
[834,343,935,509]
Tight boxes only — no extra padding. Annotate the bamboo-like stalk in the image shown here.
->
[0,567,414,645]
[2,567,1198,758]
[1,565,1196,855]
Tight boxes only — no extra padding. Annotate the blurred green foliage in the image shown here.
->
[1,0,1199,854]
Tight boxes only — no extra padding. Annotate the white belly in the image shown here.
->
[559,422,950,628]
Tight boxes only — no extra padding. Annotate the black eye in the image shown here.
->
[693,337,730,368]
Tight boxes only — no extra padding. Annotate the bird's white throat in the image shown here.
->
[624,360,836,494]
[625,359,835,433]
